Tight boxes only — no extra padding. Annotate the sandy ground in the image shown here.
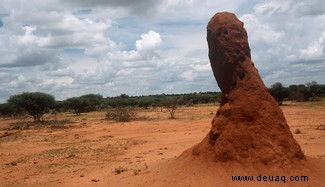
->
[0,101,324,187]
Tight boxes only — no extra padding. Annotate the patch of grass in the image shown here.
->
[40,137,146,160]
[129,139,147,146]
[80,139,98,143]
[5,121,34,130]
[293,100,325,108]
[5,119,75,130]
[114,166,128,175]
[47,119,75,129]
[42,147,82,158]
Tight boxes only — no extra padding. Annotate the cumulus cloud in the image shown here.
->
[109,30,162,61]
[290,0,325,17]
[240,0,325,85]
[0,0,324,103]
[135,31,162,57]
[60,0,161,16]
[0,7,113,68]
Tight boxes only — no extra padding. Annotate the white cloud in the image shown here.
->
[136,31,162,58]
[300,41,323,59]
[181,70,193,81]
[109,30,162,61]
[0,0,324,102]
[299,32,325,59]
[240,14,284,44]
[239,0,325,86]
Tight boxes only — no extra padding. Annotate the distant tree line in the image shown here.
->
[269,81,325,105]
[0,81,324,120]
[0,91,222,120]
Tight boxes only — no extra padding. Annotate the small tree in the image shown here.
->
[138,97,155,109]
[64,97,88,115]
[269,82,289,105]
[106,95,137,122]
[8,92,55,122]
[288,84,307,101]
[106,106,137,122]
[305,81,320,101]
[79,94,104,111]
[0,103,24,116]
[162,97,179,119]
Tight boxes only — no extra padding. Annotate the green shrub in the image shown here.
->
[7,92,55,122]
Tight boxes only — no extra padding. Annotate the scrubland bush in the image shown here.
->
[106,107,137,122]
[114,166,128,175]
[7,92,55,122]
[294,128,301,134]
[162,97,179,119]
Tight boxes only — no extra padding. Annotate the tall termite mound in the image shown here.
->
[192,12,304,166]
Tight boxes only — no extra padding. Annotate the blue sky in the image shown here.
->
[0,0,324,102]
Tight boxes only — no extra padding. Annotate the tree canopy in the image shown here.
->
[1,84,323,119]
[7,92,55,121]
[269,82,289,105]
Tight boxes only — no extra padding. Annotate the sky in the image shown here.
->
[0,0,324,102]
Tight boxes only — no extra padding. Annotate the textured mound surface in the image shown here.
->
[192,12,305,166]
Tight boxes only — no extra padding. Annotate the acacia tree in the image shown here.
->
[269,82,289,105]
[288,84,307,101]
[8,92,55,122]
[79,94,104,111]
[305,81,320,101]
[64,97,88,115]
[0,103,24,116]
[162,97,179,119]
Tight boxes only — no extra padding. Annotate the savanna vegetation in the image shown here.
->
[0,81,324,123]
[0,91,222,123]
[269,81,324,105]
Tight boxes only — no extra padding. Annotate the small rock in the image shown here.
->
[67,154,75,158]
[133,169,141,175]
[91,179,100,182]
[294,128,301,134]
[317,124,325,130]
[10,161,17,166]
[80,175,84,177]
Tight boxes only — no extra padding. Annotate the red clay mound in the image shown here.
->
[191,12,305,166]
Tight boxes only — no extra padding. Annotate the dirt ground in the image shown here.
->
[0,101,324,187]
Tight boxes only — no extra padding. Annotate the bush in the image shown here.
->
[0,103,24,116]
[64,97,88,115]
[114,166,128,175]
[294,128,301,134]
[106,106,137,122]
[7,92,55,122]
[162,97,179,119]
[269,82,289,105]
